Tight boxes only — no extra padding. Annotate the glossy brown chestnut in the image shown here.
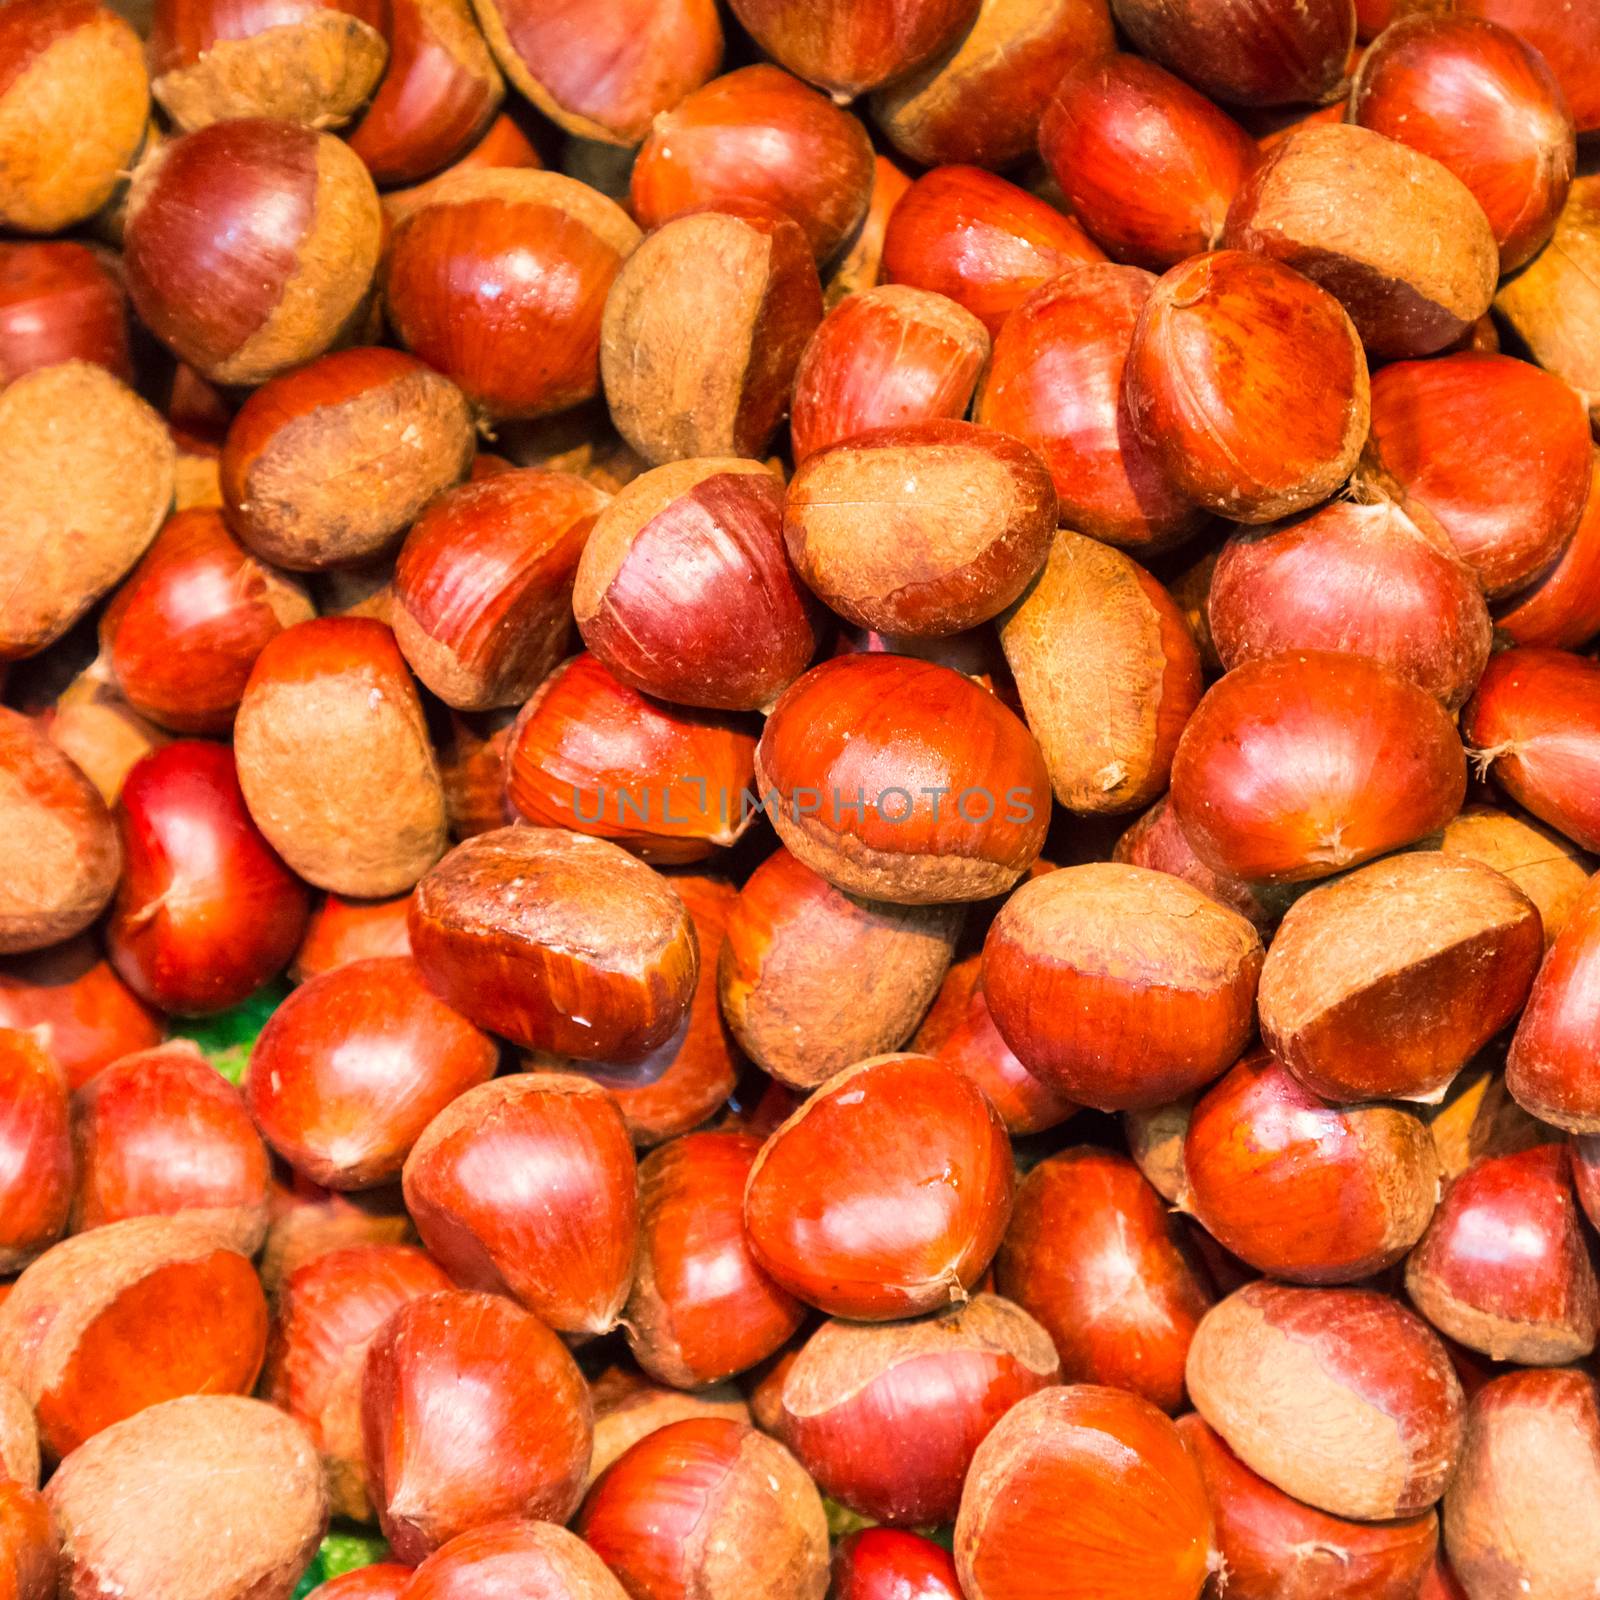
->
[1497,453,1600,652]
[472,0,721,146]
[235,617,448,897]
[107,740,309,1016]
[72,1041,270,1249]
[0,707,120,956]
[872,0,1115,170]
[0,1216,268,1460]
[994,1148,1212,1409]
[402,1073,637,1335]
[625,1132,803,1389]
[1187,1281,1465,1521]
[999,532,1203,814]
[831,1529,962,1600]
[0,242,129,384]
[984,863,1263,1112]
[631,66,874,264]
[754,653,1051,905]
[220,347,474,573]
[718,846,961,1090]
[1125,250,1369,523]
[1464,648,1600,856]
[101,509,315,734]
[0,1030,71,1275]
[955,1385,1217,1600]
[380,105,542,222]
[772,1296,1058,1526]
[1509,872,1600,1133]
[123,118,383,386]
[1361,353,1593,600]
[346,0,503,185]
[1040,55,1258,270]
[361,1289,591,1563]
[1178,1414,1440,1600]
[306,1564,413,1600]
[1223,124,1498,358]
[573,458,820,712]
[291,892,412,982]
[1208,498,1491,710]
[744,1053,1013,1320]
[578,1417,829,1600]
[1185,1049,1440,1283]
[601,203,822,467]
[880,164,1105,336]
[588,1369,751,1489]
[1169,652,1468,885]
[404,1520,630,1600]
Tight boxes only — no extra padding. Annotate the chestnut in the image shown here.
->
[44,1396,327,1600]
[833,1528,963,1600]
[1185,1048,1440,1282]
[726,0,978,101]
[783,419,1056,637]
[1208,498,1492,710]
[718,846,961,1090]
[71,1040,270,1249]
[0,0,148,234]
[825,153,911,307]
[1125,250,1369,523]
[408,827,698,1061]
[380,104,542,222]
[1169,652,1468,885]
[0,1215,268,1460]
[1039,55,1259,270]
[1361,353,1593,600]
[1470,0,1600,133]
[1350,14,1573,272]
[881,164,1105,336]
[259,1183,413,1298]
[1464,648,1600,856]
[291,892,412,982]
[0,242,130,384]
[1259,852,1541,1105]
[220,348,474,573]
[402,1074,637,1335]
[123,118,383,386]
[791,286,989,467]
[754,652,1051,905]
[404,1520,630,1600]
[345,0,503,185]
[0,1030,71,1275]
[573,458,821,712]
[1443,1368,1600,1598]
[148,0,388,130]
[0,708,121,956]
[1496,452,1600,652]
[1223,124,1498,358]
[0,363,174,662]
[578,1416,828,1600]
[1178,1414,1440,1600]
[745,1052,1013,1319]
[1000,530,1201,814]
[994,1147,1212,1410]
[107,741,310,1016]
[601,204,822,467]
[872,0,1115,170]
[0,1481,53,1600]
[983,863,1263,1112]
[1508,871,1600,1133]
[235,617,448,898]
[384,169,640,422]
[631,66,874,265]
[471,0,721,146]
[955,1385,1217,1600]
[975,265,1203,551]
[589,1369,751,1488]
[505,654,757,864]
[393,468,609,712]
[1123,1095,1194,1205]
[1187,1281,1465,1521]
[771,1295,1058,1526]
[307,1566,413,1600]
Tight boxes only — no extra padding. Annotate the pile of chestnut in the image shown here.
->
[1,0,1599,1595]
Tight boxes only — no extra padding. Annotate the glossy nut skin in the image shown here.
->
[0,242,130,384]
[0,1030,71,1274]
[994,1148,1213,1410]
[1187,1281,1465,1522]
[744,1053,1014,1320]
[403,1521,630,1600]
[1125,250,1369,523]
[1496,451,1600,652]
[1169,652,1468,885]
[402,1074,638,1336]
[361,1289,592,1564]
[983,863,1263,1112]
[1185,1048,1440,1283]
[291,892,412,983]
[754,653,1051,906]
[831,1528,963,1600]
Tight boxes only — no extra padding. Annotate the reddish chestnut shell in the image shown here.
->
[0,1029,71,1274]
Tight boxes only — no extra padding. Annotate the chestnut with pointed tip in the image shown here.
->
[0,1030,71,1275]
[0,242,130,384]
[403,1520,630,1600]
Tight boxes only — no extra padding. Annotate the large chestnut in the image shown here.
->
[0,1030,71,1274]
